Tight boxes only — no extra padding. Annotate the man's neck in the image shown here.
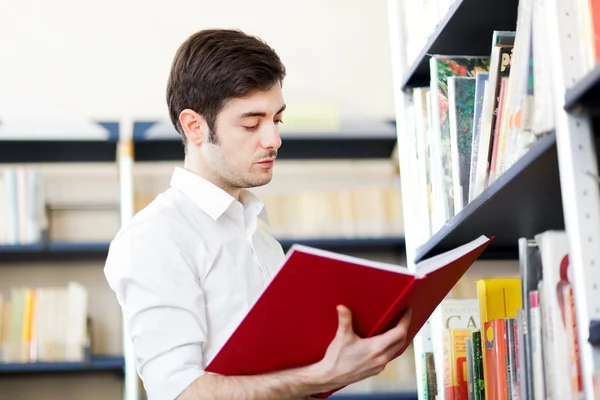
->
[183,159,241,201]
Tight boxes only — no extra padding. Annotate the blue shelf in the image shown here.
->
[414,131,564,263]
[0,121,119,164]
[0,356,124,374]
[330,392,417,400]
[278,237,405,253]
[0,241,110,262]
[132,120,398,161]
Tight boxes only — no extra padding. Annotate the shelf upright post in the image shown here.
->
[117,117,139,400]
[386,0,428,398]
[546,0,600,397]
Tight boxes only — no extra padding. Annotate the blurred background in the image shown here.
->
[0,1,416,399]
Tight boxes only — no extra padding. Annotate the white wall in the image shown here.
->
[0,0,395,124]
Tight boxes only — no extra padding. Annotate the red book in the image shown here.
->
[205,235,493,398]
[483,319,508,400]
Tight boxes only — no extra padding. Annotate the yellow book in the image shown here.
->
[476,278,522,400]
[21,288,34,362]
[476,278,522,324]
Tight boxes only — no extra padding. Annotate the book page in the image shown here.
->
[415,235,490,277]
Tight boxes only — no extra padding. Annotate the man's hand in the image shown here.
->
[313,305,412,393]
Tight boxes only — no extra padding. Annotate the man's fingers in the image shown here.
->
[380,308,412,345]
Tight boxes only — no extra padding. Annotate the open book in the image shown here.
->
[205,235,493,398]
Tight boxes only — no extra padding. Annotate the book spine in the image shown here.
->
[472,331,484,400]
[530,291,545,400]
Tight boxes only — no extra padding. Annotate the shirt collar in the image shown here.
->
[169,167,269,224]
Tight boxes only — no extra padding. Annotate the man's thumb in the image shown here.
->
[336,305,352,334]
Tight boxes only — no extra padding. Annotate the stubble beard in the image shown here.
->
[205,142,275,193]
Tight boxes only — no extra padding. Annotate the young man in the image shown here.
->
[104,29,412,400]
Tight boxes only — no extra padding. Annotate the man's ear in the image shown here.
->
[179,109,207,146]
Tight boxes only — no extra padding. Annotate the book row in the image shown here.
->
[0,283,89,364]
[421,230,593,400]
[0,166,47,246]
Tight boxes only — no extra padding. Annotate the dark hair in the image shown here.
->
[166,29,286,145]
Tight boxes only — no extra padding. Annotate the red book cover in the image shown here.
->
[484,319,508,400]
[205,235,493,398]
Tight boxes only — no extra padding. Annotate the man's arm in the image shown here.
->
[178,305,413,400]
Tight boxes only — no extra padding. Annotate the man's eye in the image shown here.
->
[275,119,284,125]
[244,124,259,131]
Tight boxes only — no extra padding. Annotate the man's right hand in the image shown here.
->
[311,305,413,393]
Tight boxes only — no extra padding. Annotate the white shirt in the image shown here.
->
[104,167,286,400]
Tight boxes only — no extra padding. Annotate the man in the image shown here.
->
[104,28,412,400]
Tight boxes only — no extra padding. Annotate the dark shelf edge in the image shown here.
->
[0,356,124,374]
[330,392,417,400]
[414,131,557,263]
[589,320,600,345]
[279,237,406,252]
[565,62,600,111]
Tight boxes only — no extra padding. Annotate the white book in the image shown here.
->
[536,230,575,399]
[65,282,88,362]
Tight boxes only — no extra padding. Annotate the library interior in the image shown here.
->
[1,0,600,399]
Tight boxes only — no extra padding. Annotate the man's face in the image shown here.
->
[201,83,285,192]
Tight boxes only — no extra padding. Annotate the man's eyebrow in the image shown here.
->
[238,104,286,119]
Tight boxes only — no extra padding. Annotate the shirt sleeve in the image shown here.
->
[104,222,208,400]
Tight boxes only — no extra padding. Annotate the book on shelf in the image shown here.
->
[0,166,47,246]
[204,235,492,398]
[0,282,89,365]
[421,229,586,400]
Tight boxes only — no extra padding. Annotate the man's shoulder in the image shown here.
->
[110,188,197,251]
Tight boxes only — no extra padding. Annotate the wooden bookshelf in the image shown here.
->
[413,131,564,262]
[401,0,519,89]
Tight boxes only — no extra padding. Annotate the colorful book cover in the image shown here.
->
[468,72,490,204]
[444,329,473,400]
[431,299,480,400]
[472,31,515,201]
[483,319,508,400]
[448,76,476,212]
[429,56,490,225]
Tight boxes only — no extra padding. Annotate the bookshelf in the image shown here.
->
[132,120,398,161]
[0,122,118,163]
[330,392,417,400]
[0,122,125,398]
[387,0,600,398]
[278,236,405,253]
[0,242,110,263]
[413,130,563,262]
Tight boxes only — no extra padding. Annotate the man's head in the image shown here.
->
[166,29,286,195]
